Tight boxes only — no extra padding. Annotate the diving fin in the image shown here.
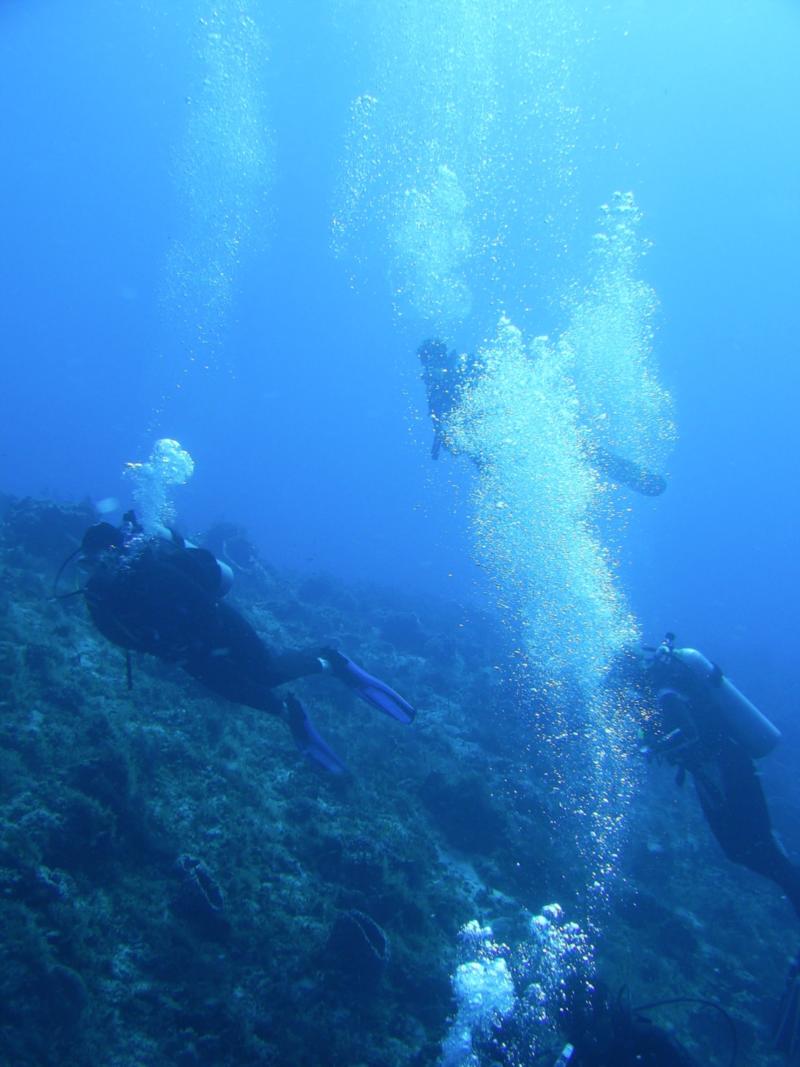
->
[323,650,416,724]
[591,444,667,497]
[286,695,347,775]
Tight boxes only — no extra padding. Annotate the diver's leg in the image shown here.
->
[183,652,285,714]
[265,649,327,686]
[694,742,800,917]
[266,647,416,724]
[589,443,667,496]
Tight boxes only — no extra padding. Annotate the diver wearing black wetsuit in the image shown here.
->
[623,635,800,1063]
[418,338,481,460]
[417,338,667,496]
[641,635,800,918]
[78,516,415,773]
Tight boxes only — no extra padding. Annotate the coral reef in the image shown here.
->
[0,496,791,1065]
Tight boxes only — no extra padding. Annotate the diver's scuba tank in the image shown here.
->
[658,636,781,759]
[153,524,234,597]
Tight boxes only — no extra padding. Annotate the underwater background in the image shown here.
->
[1,1,799,1064]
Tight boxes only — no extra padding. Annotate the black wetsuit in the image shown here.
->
[418,338,479,460]
[84,533,325,714]
[646,654,800,918]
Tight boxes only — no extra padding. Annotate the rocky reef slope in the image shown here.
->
[0,497,790,1065]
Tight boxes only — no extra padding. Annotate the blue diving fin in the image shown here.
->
[324,650,416,724]
[286,695,347,775]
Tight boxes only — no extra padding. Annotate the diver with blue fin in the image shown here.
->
[418,338,667,495]
[74,514,415,774]
[635,633,800,1063]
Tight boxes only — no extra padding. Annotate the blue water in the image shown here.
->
[1,0,799,1048]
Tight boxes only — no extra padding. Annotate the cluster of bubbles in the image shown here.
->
[441,193,665,911]
[563,192,676,475]
[124,438,195,533]
[579,680,644,905]
[391,164,474,329]
[332,0,584,334]
[445,314,637,691]
[441,906,594,1066]
[333,8,673,1044]
[520,904,593,1025]
[441,921,516,1067]
[159,1,272,394]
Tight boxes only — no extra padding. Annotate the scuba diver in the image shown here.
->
[556,980,723,1066]
[635,634,800,1064]
[418,338,667,496]
[637,633,799,916]
[489,968,735,1065]
[418,337,485,461]
[72,513,416,774]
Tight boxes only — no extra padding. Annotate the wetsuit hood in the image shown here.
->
[81,522,124,558]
